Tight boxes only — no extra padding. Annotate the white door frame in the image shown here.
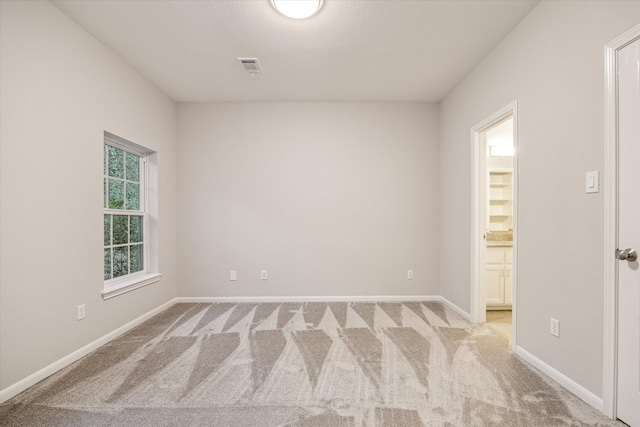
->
[603,23,640,420]
[470,100,518,351]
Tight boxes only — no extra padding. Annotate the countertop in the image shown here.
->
[486,231,513,248]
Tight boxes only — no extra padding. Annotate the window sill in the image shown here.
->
[102,273,162,300]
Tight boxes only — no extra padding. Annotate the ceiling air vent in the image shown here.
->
[238,58,262,76]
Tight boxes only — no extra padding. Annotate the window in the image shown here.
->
[103,132,160,299]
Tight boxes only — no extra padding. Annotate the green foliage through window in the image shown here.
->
[104,144,140,212]
[103,213,144,281]
[104,142,145,282]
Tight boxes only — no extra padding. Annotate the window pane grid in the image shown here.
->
[103,142,145,283]
[107,243,134,249]
[104,144,142,211]
[104,208,144,215]
[103,212,145,281]
[103,135,151,290]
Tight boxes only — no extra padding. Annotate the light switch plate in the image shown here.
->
[586,171,599,193]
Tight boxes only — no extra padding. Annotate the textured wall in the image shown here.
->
[0,1,178,391]
[439,1,640,397]
[177,103,440,298]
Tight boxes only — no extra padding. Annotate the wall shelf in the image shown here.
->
[487,169,513,232]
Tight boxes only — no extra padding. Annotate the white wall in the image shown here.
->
[439,1,640,397]
[486,156,513,170]
[177,103,439,298]
[0,1,177,391]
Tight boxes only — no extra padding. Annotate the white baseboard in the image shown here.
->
[175,295,452,306]
[176,295,444,303]
[514,346,603,412]
[0,298,177,404]
[439,297,472,322]
[178,295,472,321]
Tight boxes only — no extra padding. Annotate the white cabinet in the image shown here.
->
[485,265,505,304]
[504,265,512,304]
[486,247,512,308]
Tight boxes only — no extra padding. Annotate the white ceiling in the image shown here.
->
[52,0,538,103]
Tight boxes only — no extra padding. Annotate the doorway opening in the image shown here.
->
[470,101,518,352]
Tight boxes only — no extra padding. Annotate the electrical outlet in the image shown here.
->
[77,304,85,321]
[230,270,237,281]
[261,270,268,280]
[550,318,559,337]
[407,270,414,279]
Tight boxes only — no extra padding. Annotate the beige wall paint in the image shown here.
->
[439,1,640,397]
[177,103,439,298]
[3,0,637,410]
[0,1,177,390]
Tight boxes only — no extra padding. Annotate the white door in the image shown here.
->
[616,37,640,427]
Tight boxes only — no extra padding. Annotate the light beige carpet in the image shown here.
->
[0,302,623,426]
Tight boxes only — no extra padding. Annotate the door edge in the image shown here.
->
[602,23,640,420]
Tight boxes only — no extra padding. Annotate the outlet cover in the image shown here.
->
[550,318,559,337]
[261,270,268,280]
[407,270,414,279]
[230,270,237,281]
[77,304,85,321]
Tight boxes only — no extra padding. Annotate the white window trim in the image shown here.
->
[102,272,162,300]
[103,131,160,300]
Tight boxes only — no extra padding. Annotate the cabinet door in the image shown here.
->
[486,265,504,304]
[505,248,513,264]
[486,248,505,264]
[504,266,513,304]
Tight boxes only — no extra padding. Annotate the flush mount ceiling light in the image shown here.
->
[271,0,323,19]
